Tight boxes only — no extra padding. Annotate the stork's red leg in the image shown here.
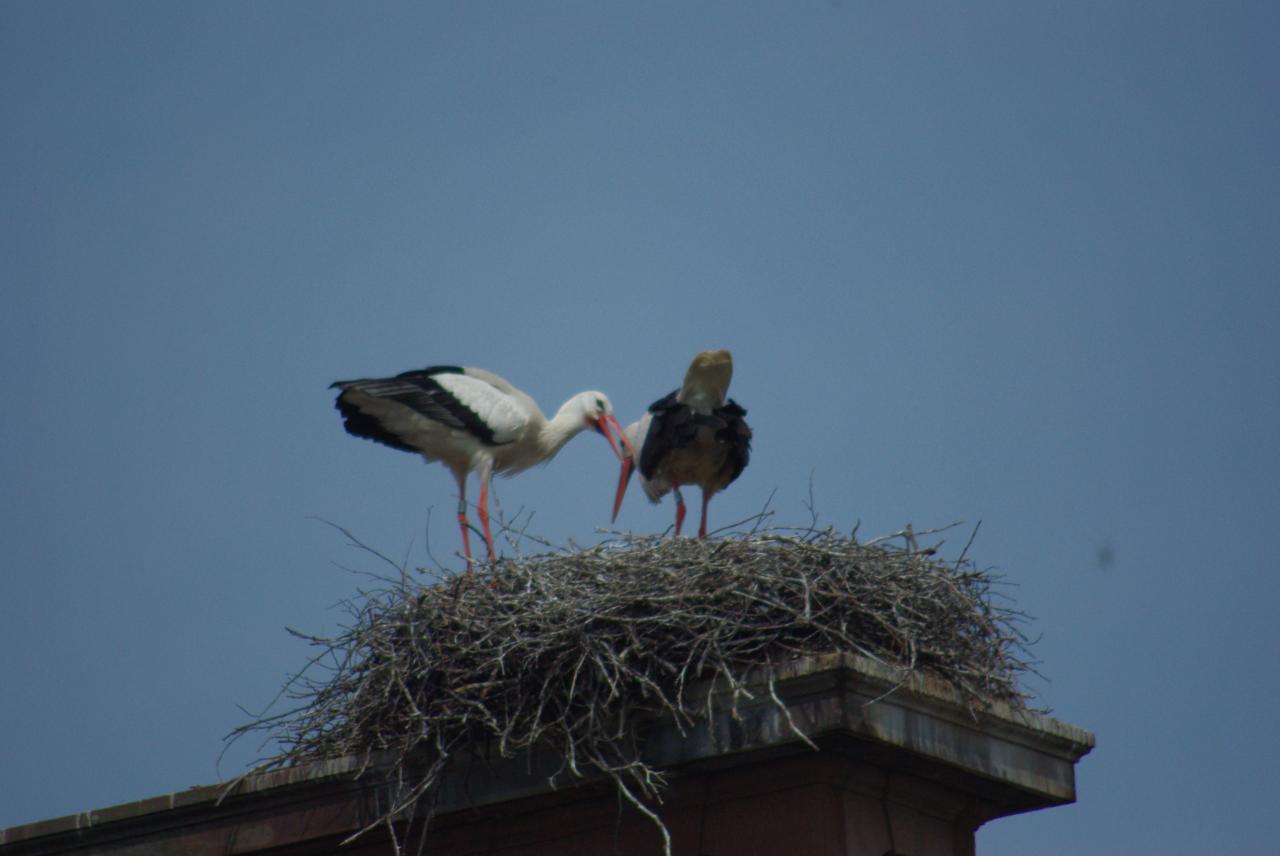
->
[457,502,472,561]
[698,490,711,539]
[673,487,686,536]
[478,476,496,561]
[456,505,473,568]
[454,472,475,571]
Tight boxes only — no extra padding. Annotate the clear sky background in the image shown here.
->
[2,3,1277,853]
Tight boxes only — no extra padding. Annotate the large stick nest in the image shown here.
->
[234,523,1035,852]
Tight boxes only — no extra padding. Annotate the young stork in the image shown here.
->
[331,365,633,563]
[612,350,752,538]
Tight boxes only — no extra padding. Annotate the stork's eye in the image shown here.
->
[595,398,605,412]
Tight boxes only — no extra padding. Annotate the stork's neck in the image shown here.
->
[533,395,594,459]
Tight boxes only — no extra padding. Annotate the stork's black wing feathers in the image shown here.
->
[330,365,501,450]
[638,389,691,479]
[638,391,752,485]
[716,398,752,485]
[332,396,420,453]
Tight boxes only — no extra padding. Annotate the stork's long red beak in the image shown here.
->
[592,412,634,524]
[612,455,634,523]
[594,412,633,463]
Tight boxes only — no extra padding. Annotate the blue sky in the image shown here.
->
[2,3,1277,852]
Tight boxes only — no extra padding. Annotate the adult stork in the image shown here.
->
[612,350,752,538]
[331,365,633,563]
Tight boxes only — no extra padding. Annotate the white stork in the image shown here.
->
[331,365,633,563]
[612,350,752,538]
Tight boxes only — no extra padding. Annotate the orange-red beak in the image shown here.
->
[612,455,634,523]
[592,413,634,523]
[593,412,633,463]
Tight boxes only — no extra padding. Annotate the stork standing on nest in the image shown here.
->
[612,350,752,538]
[331,365,633,563]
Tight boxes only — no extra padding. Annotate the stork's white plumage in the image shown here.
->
[612,350,752,538]
[331,365,632,564]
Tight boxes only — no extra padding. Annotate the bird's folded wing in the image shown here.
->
[338,371,525,446]
[639,389,697,479]
[716,399,752,485]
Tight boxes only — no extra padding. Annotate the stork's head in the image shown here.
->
[572,391,634,464]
